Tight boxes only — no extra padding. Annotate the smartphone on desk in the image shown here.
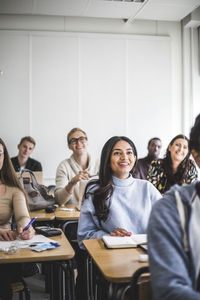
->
[35,226,62,237]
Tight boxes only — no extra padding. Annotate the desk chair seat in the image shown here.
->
[11,277,31,300]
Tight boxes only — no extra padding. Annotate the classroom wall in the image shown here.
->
[0,15,183,185]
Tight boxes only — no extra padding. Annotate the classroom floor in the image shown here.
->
[12,273,49,300]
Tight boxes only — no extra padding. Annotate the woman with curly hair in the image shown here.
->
[147,134,197,195]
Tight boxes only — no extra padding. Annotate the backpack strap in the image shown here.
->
[175,190,189,252]
[19,169,38,188]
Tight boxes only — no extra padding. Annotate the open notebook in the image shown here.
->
[102,234,147,249]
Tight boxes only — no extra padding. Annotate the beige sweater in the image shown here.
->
[0,186,30,231]
[55,154,99,205]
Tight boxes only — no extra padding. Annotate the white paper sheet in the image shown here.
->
[0,235,56,250]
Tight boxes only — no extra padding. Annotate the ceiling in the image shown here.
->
[0,0,200,22]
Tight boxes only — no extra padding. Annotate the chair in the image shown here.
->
[11,277,31,300]
[128,266,151,300]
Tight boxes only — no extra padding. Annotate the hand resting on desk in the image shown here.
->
[0,229,16,241]
[110,227,132,237]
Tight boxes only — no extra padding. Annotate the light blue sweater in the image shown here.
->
[77,175,161,249]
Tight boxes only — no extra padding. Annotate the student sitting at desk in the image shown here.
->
[55,127,99,206]
[148,114,200,300]
[0,138,35,300]
[147,134,197,195]
[11,136,42,172]
[77,135,161,249]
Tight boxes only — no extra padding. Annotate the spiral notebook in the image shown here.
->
[102,234,147,249]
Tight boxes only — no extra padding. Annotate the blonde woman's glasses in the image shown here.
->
[69,136,87,145]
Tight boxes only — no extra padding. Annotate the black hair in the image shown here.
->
[85,136,137,222]
[148,137,161,148]
[189,114,200,152]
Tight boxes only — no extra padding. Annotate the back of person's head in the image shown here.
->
[189,114,200,195]
[19,136,36,147]
[99,136,138,185]
[67,127,87,145]
[189,114,200,153]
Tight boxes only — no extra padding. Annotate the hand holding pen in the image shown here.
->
[19,217,37,240]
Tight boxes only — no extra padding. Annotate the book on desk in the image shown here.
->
[102,234,147,249]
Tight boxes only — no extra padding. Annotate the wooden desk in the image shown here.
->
[30,209,55,222]
[0,232,74,263]
[0,232,75,300]
[55,204,80,221]
[30,204,80,222]
[83,239,148,300]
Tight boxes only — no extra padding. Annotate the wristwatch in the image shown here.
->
[68,180,75,187]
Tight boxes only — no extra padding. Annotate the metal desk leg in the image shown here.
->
[49,261,64,300]
[61,260,75,300]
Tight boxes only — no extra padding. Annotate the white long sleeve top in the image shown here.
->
[55,154,99,205]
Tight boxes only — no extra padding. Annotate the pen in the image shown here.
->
[23,217,37,232]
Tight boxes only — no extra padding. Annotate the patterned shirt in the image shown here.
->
[147,159,198,195]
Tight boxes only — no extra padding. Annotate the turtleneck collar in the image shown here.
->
[112,174,134,187]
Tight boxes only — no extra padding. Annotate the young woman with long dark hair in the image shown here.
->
[0,138,35,299]
[147,134,197,195]
[77,136,161,249]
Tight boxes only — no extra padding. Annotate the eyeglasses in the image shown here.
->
[69,136,87,145]
[0,152,4,158]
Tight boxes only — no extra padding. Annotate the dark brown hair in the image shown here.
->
[189,114,200,152]
[163,134,190,185]
[85,136,137,223]
[0,138,28,204]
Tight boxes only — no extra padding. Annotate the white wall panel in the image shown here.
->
[31,34,79,179]
[0,32,29,155]
[0,30,177,184]
[80,37,127,158]
[127,36,172,157]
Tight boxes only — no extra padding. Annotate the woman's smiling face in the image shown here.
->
[168,138,189,164]
[110,140,136,179]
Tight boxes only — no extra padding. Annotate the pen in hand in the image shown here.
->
[23,217,37,232]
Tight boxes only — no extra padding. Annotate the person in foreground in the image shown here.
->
[0,138,35,299]
[55,127,99,206]
[77,135,161,250]
[133,137,162,180]
[11,136,42,172]
[147,134,197,194]
[148,114,200,300]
